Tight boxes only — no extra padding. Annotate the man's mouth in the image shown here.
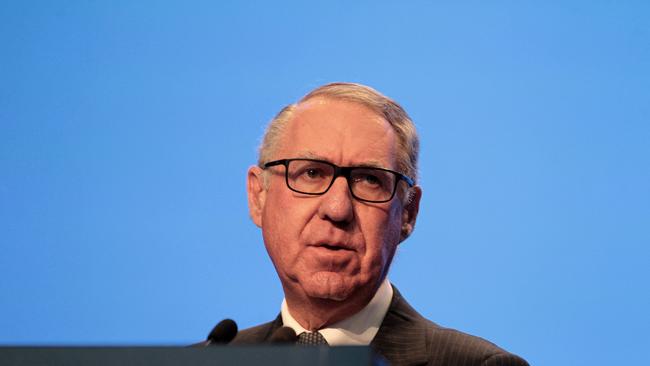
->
[320,244,345,251]
[312,242,354,251]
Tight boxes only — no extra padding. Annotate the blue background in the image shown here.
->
[1,1,649,365]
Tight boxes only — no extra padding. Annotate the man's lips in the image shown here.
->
[310,242,355,251]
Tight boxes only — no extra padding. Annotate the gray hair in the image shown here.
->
[258,82,419,185]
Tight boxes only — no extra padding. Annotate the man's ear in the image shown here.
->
[247,166,267,228]
[400,185,422,242]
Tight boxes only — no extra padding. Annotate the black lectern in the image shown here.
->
[0,346,388,366]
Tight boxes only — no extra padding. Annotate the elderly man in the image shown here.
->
[236,82,528,366]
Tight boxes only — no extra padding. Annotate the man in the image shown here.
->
[237,82,528,366]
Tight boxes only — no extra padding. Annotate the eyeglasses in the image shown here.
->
[263,158,414,203]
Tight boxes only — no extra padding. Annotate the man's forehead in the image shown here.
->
[277,99,398,168]
[287,97,392,137]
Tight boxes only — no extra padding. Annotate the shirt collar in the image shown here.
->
[280,278,393,346]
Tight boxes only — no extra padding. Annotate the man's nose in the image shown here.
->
[317,176,354,224]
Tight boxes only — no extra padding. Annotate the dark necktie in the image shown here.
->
[296,331,329,345]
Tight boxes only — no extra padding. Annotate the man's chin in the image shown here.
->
[300,272,357,301]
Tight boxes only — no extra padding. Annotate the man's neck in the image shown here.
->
[283,285,378,331]
[281,280,394,346]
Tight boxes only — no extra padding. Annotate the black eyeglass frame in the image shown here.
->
[263,158,414,203]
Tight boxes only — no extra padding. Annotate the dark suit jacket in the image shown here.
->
[230,287,529,366]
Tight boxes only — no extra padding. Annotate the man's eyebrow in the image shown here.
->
[294,151,325,160]
[293,152,388,169]
[352,160,386,169]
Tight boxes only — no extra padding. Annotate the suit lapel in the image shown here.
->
[231,314,284,344]
[261,314,284,340]
[371,287,430,366]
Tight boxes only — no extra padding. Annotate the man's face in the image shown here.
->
[247,98,419,304]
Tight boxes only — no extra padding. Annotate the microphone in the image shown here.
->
[206,318,238,345]
[268,326,297,344]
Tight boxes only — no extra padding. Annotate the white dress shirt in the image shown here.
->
[280,278,393,346]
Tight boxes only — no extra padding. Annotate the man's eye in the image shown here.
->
[364,174,381,185]
[355,174,382,187]
[305,168,321,178]
[298,167,326,180]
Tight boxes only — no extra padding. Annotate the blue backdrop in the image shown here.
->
[1,1,649,365]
